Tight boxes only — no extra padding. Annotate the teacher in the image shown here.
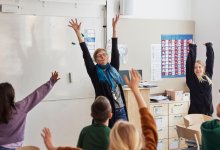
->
[68,15,128,128]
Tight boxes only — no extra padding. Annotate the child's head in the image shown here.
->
[194,60,205,78]
[109,120,142,150]
[0,82,15,123]
[194,60,212,84]
[91,96,112,124]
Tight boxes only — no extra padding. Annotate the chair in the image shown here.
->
[184,114,212,127]
[16,146,40,150]
[176,125,201,150]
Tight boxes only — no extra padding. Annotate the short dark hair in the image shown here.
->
[91,96,112,124]
[0,82,16,124]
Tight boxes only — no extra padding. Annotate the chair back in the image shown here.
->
[184,114,212,127]
[16,146,40,150]
[176,125,201,150]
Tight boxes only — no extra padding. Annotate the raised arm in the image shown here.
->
[41,128,81,150]
[110,15,120,70]
[41,128,57,150]
[205,42,214,78]
[68,19,95,77]
[68,19,84,43]
[124,69,146,108]
[186,42,197,86]
[124,69,158,149]
[18,71,59,113]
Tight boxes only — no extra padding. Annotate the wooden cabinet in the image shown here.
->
[123,87,150,132]
[123,88,190,150]
[151,102,169,150]
[151,100,189,150]
[168,101,189,149]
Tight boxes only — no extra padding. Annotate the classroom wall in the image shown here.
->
[117,18,194,94]
[192,0,220,118]
[107,0,194,94]
[132,0,192,20]
[107,0,193,39]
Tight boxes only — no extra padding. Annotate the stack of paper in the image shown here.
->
[139,82,158,88]
[150,95,168,101]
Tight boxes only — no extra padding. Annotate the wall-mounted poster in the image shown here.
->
[161,34,193,78]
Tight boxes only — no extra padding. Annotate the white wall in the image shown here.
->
[107,0,193,39]
[133,0,192,20]
[108,0,193,19]
[192,0,220,118]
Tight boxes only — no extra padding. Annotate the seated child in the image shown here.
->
[41,96,112,150]
[201,103,220,150]
[42,69,158,150]
[109,69,158,150]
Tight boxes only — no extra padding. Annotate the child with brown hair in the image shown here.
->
[0,71,59,150]
[41,96,112,150]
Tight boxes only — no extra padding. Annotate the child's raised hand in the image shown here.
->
[124,69,141,90]
[51,71,60,81]
[41,128,57,150]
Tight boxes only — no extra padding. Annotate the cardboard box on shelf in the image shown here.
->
[165,89,190,101]
[165,89,174,99]
[170,90,183,101]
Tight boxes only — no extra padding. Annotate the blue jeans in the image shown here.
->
[0,146,15,150]
[108,107,128,128]
[115,107,128,121]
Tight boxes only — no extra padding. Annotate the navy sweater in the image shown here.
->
[186,43,214,116]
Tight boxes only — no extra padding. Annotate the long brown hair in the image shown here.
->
[0,82,16,124]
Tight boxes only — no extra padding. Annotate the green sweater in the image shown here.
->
[201,119,220,150]
[77,123,110,150]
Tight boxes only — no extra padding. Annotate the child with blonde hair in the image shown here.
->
[186,42,214,116]
[109,69,158,150]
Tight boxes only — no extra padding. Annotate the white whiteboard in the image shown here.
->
[0,14,105,101]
